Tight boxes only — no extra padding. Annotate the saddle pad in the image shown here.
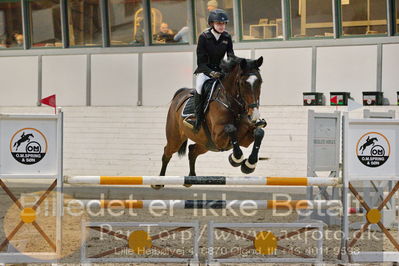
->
[182,96,195,117]
[181,79,217,118]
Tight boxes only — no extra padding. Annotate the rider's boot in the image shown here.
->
[193,92,203,133]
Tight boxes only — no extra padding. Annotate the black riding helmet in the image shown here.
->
[208,9,229,26]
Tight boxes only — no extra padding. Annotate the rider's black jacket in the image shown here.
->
[194,28,235,76]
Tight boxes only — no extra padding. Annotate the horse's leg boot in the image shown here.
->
[193,92,203,133]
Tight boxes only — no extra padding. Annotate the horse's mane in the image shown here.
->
[221,56,261,75]
[220,56,243,74]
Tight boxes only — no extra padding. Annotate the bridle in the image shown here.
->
[239,71,260,111]
[214,69,261,122]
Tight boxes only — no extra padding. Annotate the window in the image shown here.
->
[150,0,190,44]
[396,0,399,34]
[241,0,282,40]
[0,1,23,48]
[290,0,334,38]
[195,0,235,40]
[67,0,102,47]
[29,0,62,47]
[341,0,387,36]
[109,0,143,46]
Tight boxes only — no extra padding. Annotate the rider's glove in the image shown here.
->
[209,71,223,79]
[255,119,267,128]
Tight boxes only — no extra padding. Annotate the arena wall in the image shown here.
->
[1,41,399,107]
[0,106,397,177]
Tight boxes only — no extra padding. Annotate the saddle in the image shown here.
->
[181,79,218,119]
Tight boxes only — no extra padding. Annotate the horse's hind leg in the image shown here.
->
[153,137,187,190]
[188,144,208,176]
[154,140,186,188]
[160,152,171,177]
[160,138,187,176]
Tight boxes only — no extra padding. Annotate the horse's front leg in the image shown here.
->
[224,124,245,167]
[241,127,264,174]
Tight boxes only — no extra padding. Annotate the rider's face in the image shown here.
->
[213,22,226,33]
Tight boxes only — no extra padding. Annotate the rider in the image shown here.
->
[193,9,235,133]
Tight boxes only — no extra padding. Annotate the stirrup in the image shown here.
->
[183,116,194,129]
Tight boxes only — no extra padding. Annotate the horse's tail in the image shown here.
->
[172,88,188,100]
[177,140,188,158]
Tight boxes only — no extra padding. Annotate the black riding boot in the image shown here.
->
[193,92,203,133]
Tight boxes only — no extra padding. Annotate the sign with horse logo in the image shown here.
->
[10,128,48,165]
[345,115,399,179]
[356,132,390,167]
[0,113,61,177]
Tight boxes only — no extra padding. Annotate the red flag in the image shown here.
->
[330,95,338,105]
[40,94,56,113]
[40,94,56,107]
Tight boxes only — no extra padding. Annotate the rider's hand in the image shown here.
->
[255,119,267,128]
[209,71,223,79]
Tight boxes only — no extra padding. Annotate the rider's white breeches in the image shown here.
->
[195,73,210,95]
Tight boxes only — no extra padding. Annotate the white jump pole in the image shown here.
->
[69,199,342,210]
[65,176,341,186]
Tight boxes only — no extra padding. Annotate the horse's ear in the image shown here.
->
[256,56,263,67]
[240,59,247,70]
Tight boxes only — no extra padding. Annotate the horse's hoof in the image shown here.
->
[241,159,256,174]
[183,184,192,188]
[229,153,244,167]
[151,185,164,190]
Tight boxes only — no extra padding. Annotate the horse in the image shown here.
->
[157,56,265,189]
[13,132,34,151]
[359,136,378,154]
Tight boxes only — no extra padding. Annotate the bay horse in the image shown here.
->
[157,56,265,189]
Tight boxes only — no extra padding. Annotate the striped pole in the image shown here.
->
[65,176,340,187]
[69,199,342,210]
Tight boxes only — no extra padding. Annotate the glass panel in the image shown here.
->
[29,0,62,47]
[241,0,282,40]
[109,0,143,46]
[0,1,23,49]
[67,0,102,47]
[290,0,334,38]
[150,0,189,44]
[195,0,235,40]
[396,0,399,34]
[341,0,387,36]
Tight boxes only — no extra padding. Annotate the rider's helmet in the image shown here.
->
[208,9,229,26]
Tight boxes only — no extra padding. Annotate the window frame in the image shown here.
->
[26,0,65,49]
[239,0,285,42]
[287,0,336,40]
[148,0,193,46]
[3,0,399,50]
[338,0,390,38]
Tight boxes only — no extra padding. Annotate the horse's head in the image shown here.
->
[237,57,263,122]
[221,56,263,123]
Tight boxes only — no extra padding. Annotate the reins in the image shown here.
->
[213,69,260,122]
[214,78,246,122]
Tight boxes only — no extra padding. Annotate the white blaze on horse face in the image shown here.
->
[247,75,260,121]
[246,75,257,88]
[251,107,261,122]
